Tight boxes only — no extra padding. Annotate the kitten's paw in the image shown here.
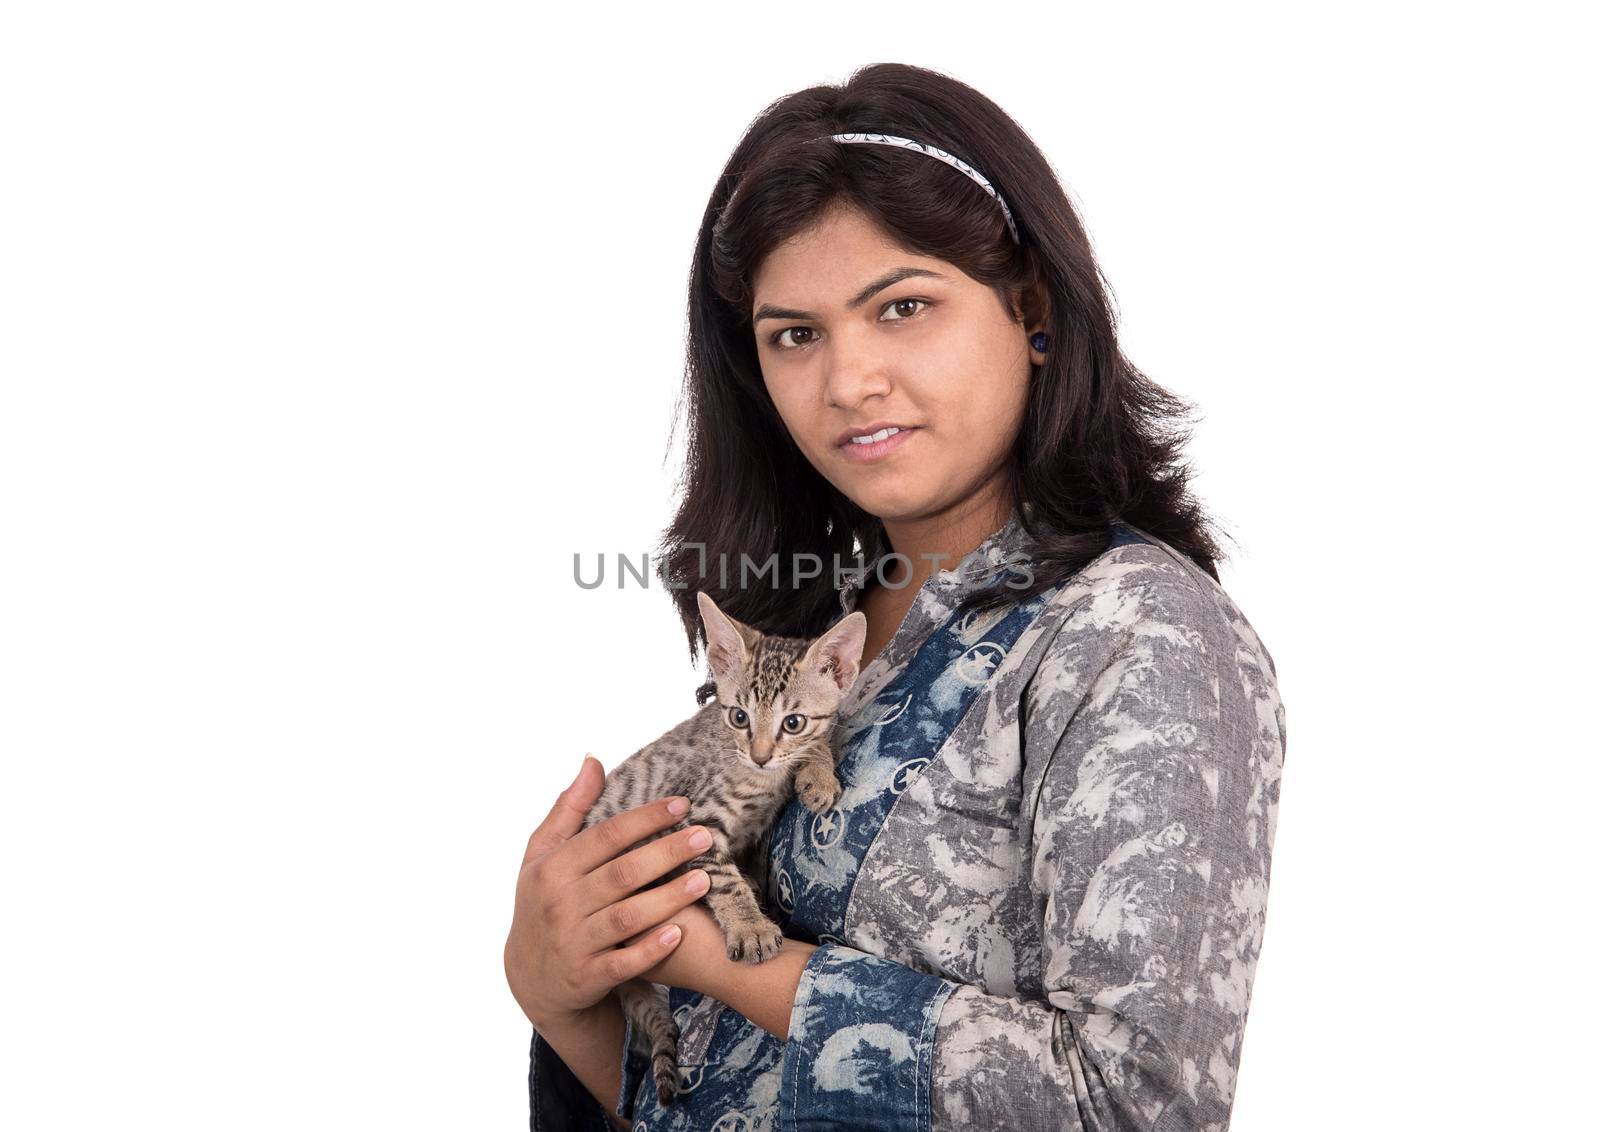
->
[795,772,841,814]
[725,917,786,964]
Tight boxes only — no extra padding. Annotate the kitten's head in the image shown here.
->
[696,591,868,772]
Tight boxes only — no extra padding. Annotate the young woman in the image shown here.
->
[505,63,1286,1131]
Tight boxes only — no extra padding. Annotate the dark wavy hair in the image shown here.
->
[653,62,1232,673]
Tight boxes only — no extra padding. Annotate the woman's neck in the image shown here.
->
[875,482,1014,595]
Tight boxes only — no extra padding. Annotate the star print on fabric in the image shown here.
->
[810,809,844,849]
[892,758,931,794]
[955,642,1007,684]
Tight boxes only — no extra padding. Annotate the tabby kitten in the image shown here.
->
[582,590,867,1109]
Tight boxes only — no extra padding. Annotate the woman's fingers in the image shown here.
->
[585,863,711,952]
[575,821,714,919]
[593,919,688,988]
[551,794,696,885]
[523,754,607,866]
[508,758,705,1023]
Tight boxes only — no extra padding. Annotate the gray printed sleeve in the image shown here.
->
[926,577,1287,1131]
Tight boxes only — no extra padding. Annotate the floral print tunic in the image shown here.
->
[530,509,1287,1131]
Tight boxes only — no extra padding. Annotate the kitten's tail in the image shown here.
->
[616,976,681,1109]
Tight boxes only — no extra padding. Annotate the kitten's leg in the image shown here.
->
[792,742,842,814]
[615,977,681,1108]
[735,827,777,920]
[686,834,785,964]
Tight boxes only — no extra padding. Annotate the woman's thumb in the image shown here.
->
[571,754,601,794]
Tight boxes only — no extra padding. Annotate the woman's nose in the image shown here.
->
[823,358,894,410]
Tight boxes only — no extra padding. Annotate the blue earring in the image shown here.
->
[1030,332,1050,353]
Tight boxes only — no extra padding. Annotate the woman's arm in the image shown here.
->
[697,933,819,1039]
[529,998,631,1132]
[916,578,1286,1130]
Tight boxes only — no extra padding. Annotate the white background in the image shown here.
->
[3,3,1594,1128]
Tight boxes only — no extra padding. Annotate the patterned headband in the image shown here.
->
[821,132,1021,244]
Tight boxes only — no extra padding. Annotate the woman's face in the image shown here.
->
[750,203,1044,525]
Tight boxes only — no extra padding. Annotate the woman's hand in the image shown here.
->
[504,755,715,1030]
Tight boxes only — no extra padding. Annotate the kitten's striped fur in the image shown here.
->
[583,591,868,1109]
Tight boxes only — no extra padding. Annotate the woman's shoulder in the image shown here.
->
[1016,530,1287,790]
[1025,530,1280,701]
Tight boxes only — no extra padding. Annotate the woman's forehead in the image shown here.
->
[752,232,971,316]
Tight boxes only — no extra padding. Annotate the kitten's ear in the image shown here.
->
[802,611,869,693]
[697,591,760,683]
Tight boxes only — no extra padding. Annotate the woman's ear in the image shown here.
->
[1010,278,1051,335]
[1012,279,1052,365]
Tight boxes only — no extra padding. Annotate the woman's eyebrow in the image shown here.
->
[752,266,948,325]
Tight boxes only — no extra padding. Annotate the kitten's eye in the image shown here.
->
[781,713,807,734]
[727,706,749,729]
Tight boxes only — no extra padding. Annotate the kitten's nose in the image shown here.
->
[751,739,774,766]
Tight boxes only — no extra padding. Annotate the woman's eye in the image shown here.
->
[782,713,806,734]
[881,298,928,322]
[772,326,817,350]
[768,299,931,352]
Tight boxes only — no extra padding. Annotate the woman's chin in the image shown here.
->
[847,488,945,523]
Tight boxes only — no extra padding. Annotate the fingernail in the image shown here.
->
[667,797,690,816]
[658,925,681,945]
[689,828,712,850]
[686,870,709,894]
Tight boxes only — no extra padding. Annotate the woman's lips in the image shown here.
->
[838,426,919,463]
